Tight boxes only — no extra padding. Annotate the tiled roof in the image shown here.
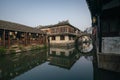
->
[37,20,80,31]
[86,0,112,15]
[0,20,45,34]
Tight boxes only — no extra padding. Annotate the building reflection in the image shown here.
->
[0,45,120,80]
[77,35,119,79]
[0,50,47,80]
[93,52,120,80]
[48,47,80,69]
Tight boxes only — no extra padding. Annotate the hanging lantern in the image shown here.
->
[9,32,12,36]
[92,17,96,23]
[36,33,38,36]
[21,33,24,37]
[15,31,17,35]
[29,33,31,36]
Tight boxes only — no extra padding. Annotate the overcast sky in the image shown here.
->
[0,0,91,31]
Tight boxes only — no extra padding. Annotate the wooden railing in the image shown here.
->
[0,39,45,48]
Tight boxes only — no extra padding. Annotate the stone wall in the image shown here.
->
[97,54,120,72]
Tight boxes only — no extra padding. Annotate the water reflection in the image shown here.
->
[0,50,47,80]
[0,46,120,80]
[48,47,80,69]
[93,53,120,80]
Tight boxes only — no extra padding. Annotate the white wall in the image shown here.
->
[50,36,74,43]
[102,37,120,54]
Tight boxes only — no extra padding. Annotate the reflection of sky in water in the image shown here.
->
[13,56,93,80]
[81,43,93,53]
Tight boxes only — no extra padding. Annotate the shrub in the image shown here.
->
[31,46,41,50]
[10,49,16,54]
[19,45,26,51]
[0,47,6,56]
[31,45,47,51]
[43,45,47,49]
[36,46,41,50]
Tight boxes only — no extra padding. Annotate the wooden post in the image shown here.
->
[37,33,39,44]
[3,29,5,47]
[29,33,31,45]
[39,35,41,44]
[97,15,102,53]
[45,34,47,45]
[8,32,10,48]
[25,32,27,46]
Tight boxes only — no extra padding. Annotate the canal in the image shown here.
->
[0,45,120,80]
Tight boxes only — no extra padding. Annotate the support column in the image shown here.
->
[25,32,27,46]
[3,29,5,47]
[39,35,41,44]
[8,32,10,48]
[28,33,31,45]
[44,34,47,45]
[97,15,102,53]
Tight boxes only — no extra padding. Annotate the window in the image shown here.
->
[69,51,72,55]
[51,29,55,33]
[69,36,71,40]
[51,36,56,40]
[69,36,74,40]
[60,27,67,33]
[51,28,58,33]
[52,51,56,55]
[102,18,120,36]
[60,51,65,56]
[65,27,67,32]
[60,35,65,40]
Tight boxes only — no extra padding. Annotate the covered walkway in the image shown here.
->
[0,20,46,48]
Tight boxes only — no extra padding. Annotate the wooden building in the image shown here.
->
[86,0,120,54]
[0,20,46,48]
[86,0,120,72]
[37,21,81,47]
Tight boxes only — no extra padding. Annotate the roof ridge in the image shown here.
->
[0,20,45,34]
